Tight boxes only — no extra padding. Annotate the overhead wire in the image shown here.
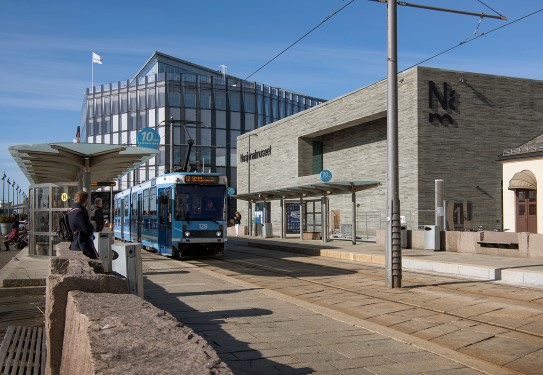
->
[123,4,542,151]
[244,0,356,81]
[401,7,543,72]
[475,0,505,18]
[125,1,357,147]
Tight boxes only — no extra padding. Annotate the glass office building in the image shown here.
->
[81,52,325,202]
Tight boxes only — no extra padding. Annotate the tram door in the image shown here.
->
[120,198,125,239]
[158,188,172,252]
[137,193,143,242]
[130,193,137,242]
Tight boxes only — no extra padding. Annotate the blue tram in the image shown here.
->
[113,172,227,257]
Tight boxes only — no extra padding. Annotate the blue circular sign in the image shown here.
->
[320,169,332,183]
[227,187,236,196]
[137,128,160,149]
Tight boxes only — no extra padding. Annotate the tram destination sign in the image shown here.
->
[91,182,117,187]
[185,175,219,184]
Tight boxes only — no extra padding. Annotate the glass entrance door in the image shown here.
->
[304,200,322,233]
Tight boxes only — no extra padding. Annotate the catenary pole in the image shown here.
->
[385,0,402,288]
[376,0,507,288]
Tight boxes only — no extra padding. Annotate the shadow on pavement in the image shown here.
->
[143,274,314,374]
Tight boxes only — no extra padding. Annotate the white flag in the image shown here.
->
[92,52,103,64]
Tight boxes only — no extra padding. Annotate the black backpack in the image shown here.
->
[58,211,74,242]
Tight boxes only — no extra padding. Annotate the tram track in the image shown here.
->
[179,245,543,373]
[214,248,543,339]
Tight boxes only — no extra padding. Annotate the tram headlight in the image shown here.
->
[216,230,222,237]
[184,231,191,238]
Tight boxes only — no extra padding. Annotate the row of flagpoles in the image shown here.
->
[91,52,103,91]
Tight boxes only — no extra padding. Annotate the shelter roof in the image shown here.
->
[234,180,380,201]
[9,142,158,185]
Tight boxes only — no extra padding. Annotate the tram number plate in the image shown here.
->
[199,224,208,229]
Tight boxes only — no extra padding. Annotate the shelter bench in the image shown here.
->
[477,241,519,250]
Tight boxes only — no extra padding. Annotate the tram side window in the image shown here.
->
[143,189,149,214]
[123,200,129,227]
[149,188,157,215]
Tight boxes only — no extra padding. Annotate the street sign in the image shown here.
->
[227,187,236,196]
[320,169,332,183]
[137,128,160,149]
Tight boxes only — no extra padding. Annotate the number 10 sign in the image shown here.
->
[137,128,160,149]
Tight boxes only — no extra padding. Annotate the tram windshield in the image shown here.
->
[175,184,226,221]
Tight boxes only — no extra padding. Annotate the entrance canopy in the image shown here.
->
[508,170,537,190]
[234,180,380,201]
[9,142,158,185]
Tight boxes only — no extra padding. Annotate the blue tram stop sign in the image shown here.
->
[320,169,332,183]
[137,128,160,149]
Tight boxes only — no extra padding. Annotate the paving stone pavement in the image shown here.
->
[142,252,513,375]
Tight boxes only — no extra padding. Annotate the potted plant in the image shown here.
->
[0,214,16,236]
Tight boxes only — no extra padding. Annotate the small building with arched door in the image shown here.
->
[501,134,543,234]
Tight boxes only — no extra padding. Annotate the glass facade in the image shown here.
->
[81,52,325,202]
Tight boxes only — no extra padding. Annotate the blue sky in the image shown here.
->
[0,0,541,194]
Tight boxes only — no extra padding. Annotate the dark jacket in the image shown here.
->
[92,206,105,232]
[233,214,241,225]
[68,203,98,259]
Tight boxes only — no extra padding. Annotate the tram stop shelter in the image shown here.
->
[234,180,380,245]
[9,142,158,256]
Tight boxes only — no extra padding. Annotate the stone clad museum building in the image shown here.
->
[236,66,543,237]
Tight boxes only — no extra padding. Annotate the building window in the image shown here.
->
[312,141,323,175]
[184,87,197,108]
[168,86,181,108]
[243,91,255,113]
[214,89,226,110]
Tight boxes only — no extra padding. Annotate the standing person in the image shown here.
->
[233,211,242,237]
[2,222,19,251]
[91,198,105,232]
[68,191,98,259]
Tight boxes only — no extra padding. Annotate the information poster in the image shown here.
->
[286,203,300,234]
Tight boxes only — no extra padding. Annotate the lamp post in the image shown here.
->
[22,193,27,216]
[16,186,19,216]
[12,181,15,213]
[6,179,10,211]
[1,173,5,214]
[247,133,258,236]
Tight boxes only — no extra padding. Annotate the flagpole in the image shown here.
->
[91,53,94,94]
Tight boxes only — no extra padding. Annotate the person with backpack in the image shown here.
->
[68,190,98,259]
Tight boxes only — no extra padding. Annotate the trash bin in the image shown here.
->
[424,225,440,250]
[400,226,407,248]
[93,230,113,272]
[262,223,273,238]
